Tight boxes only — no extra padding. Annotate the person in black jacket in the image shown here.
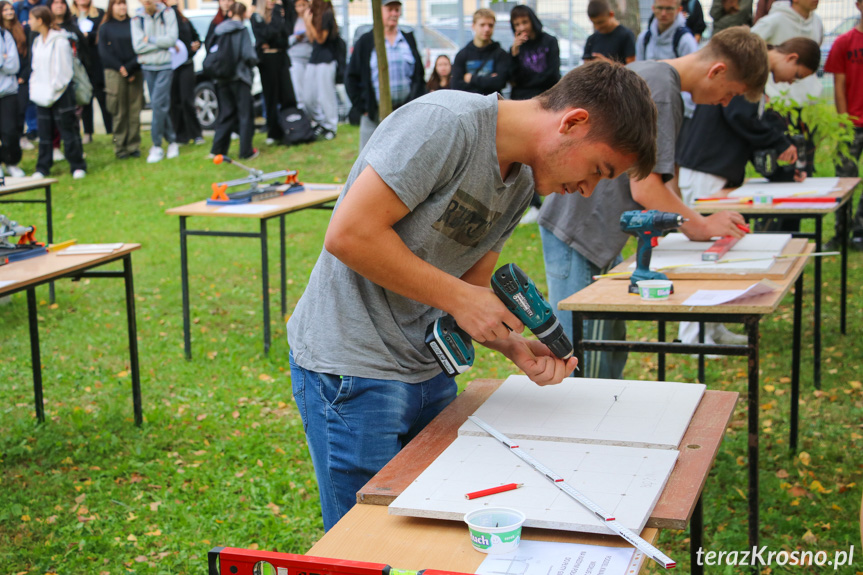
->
[165,0,203,145]
[251,0,296,145]
[345,0,423,151]
[451,8,510,96]
[204,0,231,49]
[508,5,559,101]
[98,0,142,158]
[50,0,86,160]
[210,2,258,159]
[71,0,109,142]
[1,0,30,159]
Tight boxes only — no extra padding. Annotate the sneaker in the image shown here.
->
[72,169,86,180]
[6,165,25,178]
[82,134,92,144]
[129,150,141,159]
[53,148,65,162]
[207,152,216,160]
[265,137,276,145]
[31,171,45,179]
[242,148,259,160]
[519,206,540,225]
[231,132,239,140]
[147,146,164,164]
[712,324,749,345]
[19,137,34,150]
[194,137,206,145]
[167,142,180,159]
[851,237,863,252]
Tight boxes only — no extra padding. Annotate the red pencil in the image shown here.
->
[465,483,524,500]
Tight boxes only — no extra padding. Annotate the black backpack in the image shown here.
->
[279,107,316,145]
[203,30,240,80]
[642,17,693,58]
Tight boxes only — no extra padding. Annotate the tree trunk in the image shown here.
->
[611,0,641,35]
[371,0,392,120]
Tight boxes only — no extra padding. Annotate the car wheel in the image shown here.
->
[195,81,219,131]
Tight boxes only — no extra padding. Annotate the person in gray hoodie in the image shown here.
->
[0,13,22,177]
[131,0,179,164]
[209,2,257,159]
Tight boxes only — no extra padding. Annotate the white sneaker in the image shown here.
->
[20,137,34,150]
[519,206,540,225]
[265,137,276,145]
[31,171,45,179]
[231,132,239,140]
[147,146,164,164]
[713,324,749,345]
[6,165,25,178]
[72,169,86,179]
[167,143,180,159]
[53,148,65,162]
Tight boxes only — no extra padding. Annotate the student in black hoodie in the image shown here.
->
[165,0,203,145]
[509,5,559,101]
[210,2,258,160]
[451,8,509,95]
[98,0,142,158]
[71,0,109,142]
[250,0,296,145]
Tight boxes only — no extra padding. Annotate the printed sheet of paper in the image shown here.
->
[0,280,19,289]
[215,204,276,214]
[682,279,778,306]
[475,539,637,575]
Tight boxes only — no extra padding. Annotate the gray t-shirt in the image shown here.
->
[287,91,534,383]
[537,61,682,269]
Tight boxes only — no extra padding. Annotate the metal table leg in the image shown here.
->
[745,315,760,552]
[814,217,822,389]
[841,201,849,335]
[180,216,192,359]
[690,495,704,575]
[261,220,271,354]
[698,321,706,383]
[791,272,803,451]
[27,287,44,424]
[280,214,287,317]
[122,254,143,427]
[573,312,584,378]
[46,184,55,304]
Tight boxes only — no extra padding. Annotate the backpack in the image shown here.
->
[71,55,93,105]
[334,33,347,85]
[642,17,693,58]
[278,107,316,145]
[203,30,240,80]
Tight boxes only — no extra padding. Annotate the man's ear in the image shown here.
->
[559,108,590,134]
[707,61,728,80]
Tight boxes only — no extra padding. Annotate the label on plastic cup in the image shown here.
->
[464,507,526,555]
[636,280,672,300]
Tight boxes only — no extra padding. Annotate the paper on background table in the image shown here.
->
[682,279,778,306]
[215,204,275,214]
[728,177,839,198]
[655,233,791,253]
[474,539,636,575]
[57,243,124,255]
[0,280,19,289]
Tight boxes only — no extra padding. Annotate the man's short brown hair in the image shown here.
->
[699,26,769,102]
[587,0,612,18]
[473,8,495,23]
[536,61,657,180]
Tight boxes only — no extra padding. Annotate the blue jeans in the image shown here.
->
[290,353,457,531]
[540,226,627,379]
[143,69,175,147]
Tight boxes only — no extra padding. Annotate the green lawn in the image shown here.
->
[1,127,861,574]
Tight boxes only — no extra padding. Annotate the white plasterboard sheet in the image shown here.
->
[628,250,777,272]
[458,375,705,450]
[729,177,839,198]
[388,435,679,534]
[655,233,791,254]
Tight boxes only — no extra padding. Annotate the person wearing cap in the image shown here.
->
[345,0,424,151]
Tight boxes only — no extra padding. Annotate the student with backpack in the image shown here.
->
[28,4,86,178]
[131,0,179,164]
[635,0,698,61]
[207,2,258,159]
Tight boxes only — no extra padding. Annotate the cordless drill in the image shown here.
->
[425,263,573,377]
[619,210,686,294]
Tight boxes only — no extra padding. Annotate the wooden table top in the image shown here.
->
[695,177,859,215]
[0,176,59,196]
[308,503,660,573]
[558,242,813,315]
[357,378,739,531]
[164,183,342,219]
[0,243,140,295]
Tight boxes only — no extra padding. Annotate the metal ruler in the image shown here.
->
[467,416,677,569]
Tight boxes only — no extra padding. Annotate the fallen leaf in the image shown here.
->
[266,502,280,515]
[46,515,57,524]
[798,452,811,466]
[127,534,137,542]
[232,411,240,419]
[116,371,128,378]
[75,494,86,504]
[196,414,207,421]
[850,381,862,390]
[789,486,808,497]
[21,515,30,522]
[802,530,817,545]
[134,555,147,563]
[144,529,162,536]
[776,469,789,479]
[149,501,161,512]
[258,374,273,382]
[832,504,842,511]
[764,385,775,393]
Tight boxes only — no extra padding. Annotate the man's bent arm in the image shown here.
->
[325,165,525,342]
[630,173,746,240]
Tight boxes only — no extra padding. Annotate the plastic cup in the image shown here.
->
[464,507,526,554]
[636,279,673,300]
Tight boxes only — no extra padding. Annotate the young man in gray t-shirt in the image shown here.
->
[287,62,658,531]
[538,27,769,380]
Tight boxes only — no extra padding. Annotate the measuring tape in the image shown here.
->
[467,416,676,570]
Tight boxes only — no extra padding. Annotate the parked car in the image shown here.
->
[185,9,264,130]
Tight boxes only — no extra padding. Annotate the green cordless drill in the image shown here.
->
[425,263,573,377]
